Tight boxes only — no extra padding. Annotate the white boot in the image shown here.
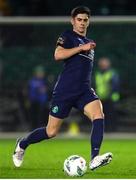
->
[12,139,25,167]
[90,152,113,170]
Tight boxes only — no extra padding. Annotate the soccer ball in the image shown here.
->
[63,155,87,176]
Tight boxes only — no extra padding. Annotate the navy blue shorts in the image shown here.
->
[49,88,99,119]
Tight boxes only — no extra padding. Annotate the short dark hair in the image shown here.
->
[71,6,91,18]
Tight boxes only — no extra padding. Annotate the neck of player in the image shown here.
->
[73,29,86,37]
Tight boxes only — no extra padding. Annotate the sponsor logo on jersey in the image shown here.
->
[57,37,64,45]
[77,38,85,44]
[79,49,94,61]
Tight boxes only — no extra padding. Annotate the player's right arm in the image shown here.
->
[54,42,96,61]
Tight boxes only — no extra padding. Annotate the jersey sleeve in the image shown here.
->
[56,32,73,48]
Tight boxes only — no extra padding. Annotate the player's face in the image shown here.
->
[71,14,90,36]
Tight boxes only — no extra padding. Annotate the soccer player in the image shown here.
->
[13,6,113,170]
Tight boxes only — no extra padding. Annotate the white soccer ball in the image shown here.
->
[63,155,87,176]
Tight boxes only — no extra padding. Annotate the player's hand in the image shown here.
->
[80,42,96,51]
[90,42,96,49]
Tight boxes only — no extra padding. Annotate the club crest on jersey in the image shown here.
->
[52,106,59,113]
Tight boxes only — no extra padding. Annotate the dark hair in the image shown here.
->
[71,6,91,18]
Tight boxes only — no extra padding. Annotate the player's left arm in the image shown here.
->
[54,45,82,61]
[54,42,96,61]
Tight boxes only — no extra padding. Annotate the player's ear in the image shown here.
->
[71,18,74,25]
[87,19,90,27]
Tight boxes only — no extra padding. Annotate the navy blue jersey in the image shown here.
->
[53,30,95,100]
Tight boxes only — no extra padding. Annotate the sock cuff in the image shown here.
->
[93,118,104,124]
[42,127,50,139]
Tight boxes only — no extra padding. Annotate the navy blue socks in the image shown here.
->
[91,119,104,159]
[19,119,104,158]
[20,127,49,150]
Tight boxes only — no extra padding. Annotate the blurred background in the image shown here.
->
[0,0,136,135]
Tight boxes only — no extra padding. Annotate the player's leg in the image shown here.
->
[84,99,113,170]
[46,115,63,137]
[20,115,63,149]
[84,99,104,158]
[13,115,63,167]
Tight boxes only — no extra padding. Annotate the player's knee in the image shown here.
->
[92,112,104,120]
[46,128,58,138]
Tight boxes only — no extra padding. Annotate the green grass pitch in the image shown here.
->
[0,138,136,178]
